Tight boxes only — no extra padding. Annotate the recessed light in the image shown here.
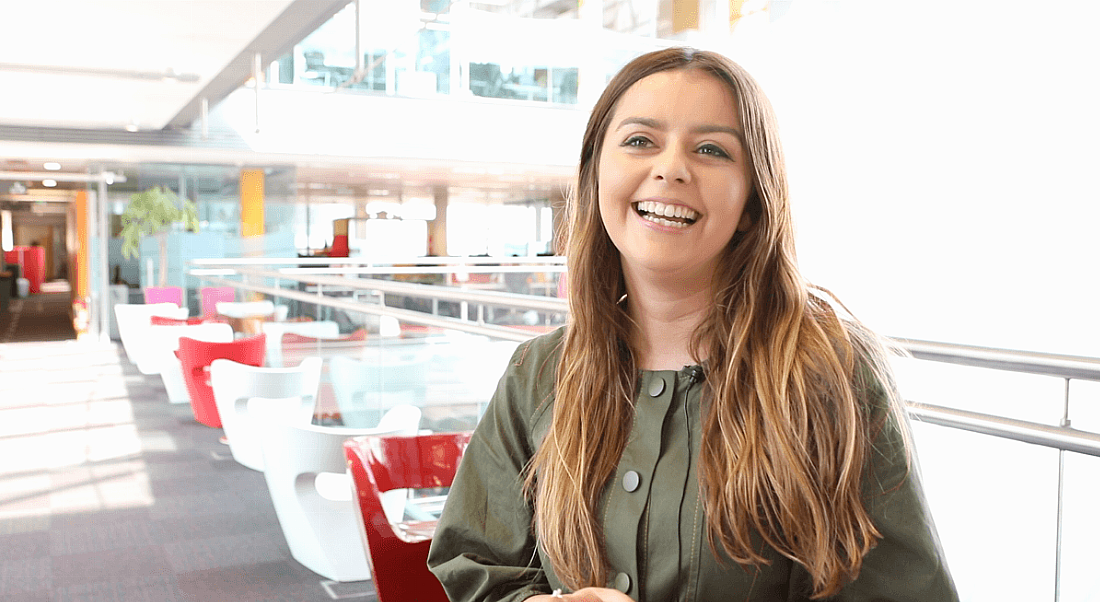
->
[44,162,61,171]
[42,179,57,187]
[125,124,139,132]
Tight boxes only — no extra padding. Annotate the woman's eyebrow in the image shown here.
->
[614,116,661,131]
[613,117,744,145]
[694,124,745,145]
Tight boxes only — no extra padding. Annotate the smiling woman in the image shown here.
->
[427,47,959,602]
[597,68,754,296]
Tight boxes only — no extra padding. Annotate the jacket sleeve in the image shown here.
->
[428,335,559,602]
[829,372,960,601]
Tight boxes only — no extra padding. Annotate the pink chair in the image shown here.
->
[177,334,266,427]
[144,286,183,306]
[344,432,472,602]
[200,286,235,319]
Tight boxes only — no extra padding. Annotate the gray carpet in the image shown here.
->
[0,333,377,601]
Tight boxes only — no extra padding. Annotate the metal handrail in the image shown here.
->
[190,256,567,266]
[894,337,1100,382]
[219,265,570,313]
[192,258,1096,602]
[906,401,1100,457]
[192,272,558,343]
[189,260,1100,457]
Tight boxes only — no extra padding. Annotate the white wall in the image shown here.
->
[742,1,1100,356]
[210,1,1100,355]
[214,86,589,169]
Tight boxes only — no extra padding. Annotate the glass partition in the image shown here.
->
[189,255,1100,600]
[190,256,567,432]
[265,0,662,106]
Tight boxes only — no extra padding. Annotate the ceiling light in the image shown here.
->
[42,179,57,187]
[125,123,139,132]
[44,162,61,171]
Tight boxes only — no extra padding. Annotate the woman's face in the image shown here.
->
[597,69,753,284]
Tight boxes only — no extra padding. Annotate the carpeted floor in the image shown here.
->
[0,290,77,344]
[0,301,377,601]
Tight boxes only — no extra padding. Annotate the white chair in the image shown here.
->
[260,320,339,367]
[151,322,234,404]
[249,400,421,582]
[329,355,430,428]
[114,303,189,370]
[210,357,324,471]
[379,315,401,337]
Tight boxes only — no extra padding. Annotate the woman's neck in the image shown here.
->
[623,269,712,371]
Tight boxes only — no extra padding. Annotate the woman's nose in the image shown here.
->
[652,147,690,184]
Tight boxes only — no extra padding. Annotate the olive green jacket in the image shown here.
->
[428,327,958,601]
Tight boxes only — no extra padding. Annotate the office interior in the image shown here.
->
[1,1,1098,601]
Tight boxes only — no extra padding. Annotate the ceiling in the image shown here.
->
[0,0,574,212]
[0,0,347,131]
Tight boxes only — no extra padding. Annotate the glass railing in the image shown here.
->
[267,1,674,105]
[189,256,1099,602]
[189,256,566,432]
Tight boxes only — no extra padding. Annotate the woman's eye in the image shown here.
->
[622,135,652,148]
[697,144,730,159]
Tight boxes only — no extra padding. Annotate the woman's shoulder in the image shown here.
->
[479,327,565,446]
[508,325,567,371]
[496,326,566,408]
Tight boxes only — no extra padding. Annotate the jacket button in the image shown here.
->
[622,470,640,492]
[648,377,665,397]
[613,572,631,593]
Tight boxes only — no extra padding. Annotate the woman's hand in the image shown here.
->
[525,587,635,602]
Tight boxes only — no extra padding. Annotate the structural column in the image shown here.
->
[240,169,265,300]
[240,169,265,239]
[658,0,744,36]
[428,185,448,256]
[73,189,90,337]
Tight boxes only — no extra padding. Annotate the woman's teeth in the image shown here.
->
[634,201,699,228]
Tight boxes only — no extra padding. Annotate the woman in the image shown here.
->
[428,48,958,601]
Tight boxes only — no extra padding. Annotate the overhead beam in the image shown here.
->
[167,0,349,130]
[0,171,125,184]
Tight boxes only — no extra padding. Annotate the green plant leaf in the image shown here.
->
[118,186,203,264]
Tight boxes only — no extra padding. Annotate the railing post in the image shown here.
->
[1054,377,1071,602]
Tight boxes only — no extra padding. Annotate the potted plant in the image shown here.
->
[119,186,200,300]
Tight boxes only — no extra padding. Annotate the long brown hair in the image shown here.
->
[526,47,908,598]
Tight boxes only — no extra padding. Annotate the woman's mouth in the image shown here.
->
[634,200,699,228]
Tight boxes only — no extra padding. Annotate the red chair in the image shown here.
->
[344,432,472,602]
[280,329,368,367]
[200,286,236,319]
[4,246,44,294]
[150,315,210,326]
[177,334,266,427]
